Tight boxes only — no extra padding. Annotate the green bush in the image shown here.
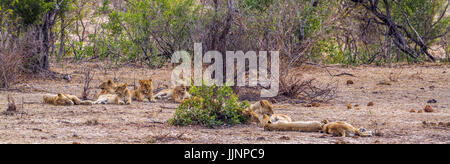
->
[168,83,250,128]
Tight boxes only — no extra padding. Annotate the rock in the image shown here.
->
[427,99,437,104]
[279,136,291,140]
[270,98,278,104]
[256,137,265,141]
[346,80,354,85]
[62,74,71,82]
[424,105,434,113]
[367,102,374,106]
[312,102,321,107]
[429,86,435,90]
[377,82,391,86]
[347,104,352,110]
[418,110,424,113]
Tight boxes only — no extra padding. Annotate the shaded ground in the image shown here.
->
[0,61,449,144]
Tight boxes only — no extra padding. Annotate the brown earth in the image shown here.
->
[0,61,449,144]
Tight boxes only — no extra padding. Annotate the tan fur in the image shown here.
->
[131,80,155,102]
[43,94,93,106]
[321,121,372,137]
[94,83,132,105]
[95,80,117,100]
[246,100,274,116]
[270,114,292,123]
[260,114,293,127]
[264,120,322,132]
[154,84,191,103]
[243,110,262,126]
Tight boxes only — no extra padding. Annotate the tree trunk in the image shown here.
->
[58,14,65,60]
[39,10,58,71]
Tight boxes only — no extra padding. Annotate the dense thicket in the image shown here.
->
[0,0,449,88]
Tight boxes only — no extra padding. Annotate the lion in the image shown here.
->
[94,83,132,105]
[261,113,292,124]
[263,118,323,132]
[43,93,93,106]
[246,100,274,116]
[243,110,262,126]
[245,113,292,127]
[321,120,373,137]
[95,80,117,100]
[154,84,191,103]
[131,80,155,102]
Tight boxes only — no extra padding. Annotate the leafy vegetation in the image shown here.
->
[168,83,250,128]
[0,0,448,88]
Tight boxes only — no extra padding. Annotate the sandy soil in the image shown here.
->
[0,61,449,144]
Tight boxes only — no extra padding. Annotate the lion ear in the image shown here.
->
[57,93,63,97]
[107,80,113,84]
[139,80,144,85]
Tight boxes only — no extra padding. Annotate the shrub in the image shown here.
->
[0,51,23,88]
[168,83,250,128]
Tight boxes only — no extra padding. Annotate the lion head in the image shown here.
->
[174,84,190,99]
[259,100,274,115]
[138,80,153,94]
[243,110,261,125]
[115,83,130,96]
[99,80,116,91]
[44,94,73,106]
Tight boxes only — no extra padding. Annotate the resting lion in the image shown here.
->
[246,100,274,116]
[131,80,156,102]
[94,83,132,105]
[263,115,322,132]
[95,80,117,100]
[321,120,373,137]
[154,84,191,103]
[43,94,93,106]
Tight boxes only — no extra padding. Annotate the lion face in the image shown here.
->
[243,110,261,124]
[260,100,274,115]
[138,80,153,94]
[261,114,272,125]
[99,80,116,90]
[115,83,129,96]
[174,84,189,97]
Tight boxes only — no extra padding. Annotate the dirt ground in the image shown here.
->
[0,61,449,144]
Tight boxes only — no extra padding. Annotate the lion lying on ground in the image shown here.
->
[95,80,117,100]
[43,94,93,106]
[321,120,373,137]
[262,114,322,132]
[94,83,132,105]
[154,84,191,103]
[243,100,292,127]
[246,100,274,116]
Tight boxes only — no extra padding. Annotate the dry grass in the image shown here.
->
[0,61,448,144]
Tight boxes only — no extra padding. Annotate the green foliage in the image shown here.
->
[168,83,250,128]
[240,0,275,12]
[6,0,48,26]
[92,0,200,67]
